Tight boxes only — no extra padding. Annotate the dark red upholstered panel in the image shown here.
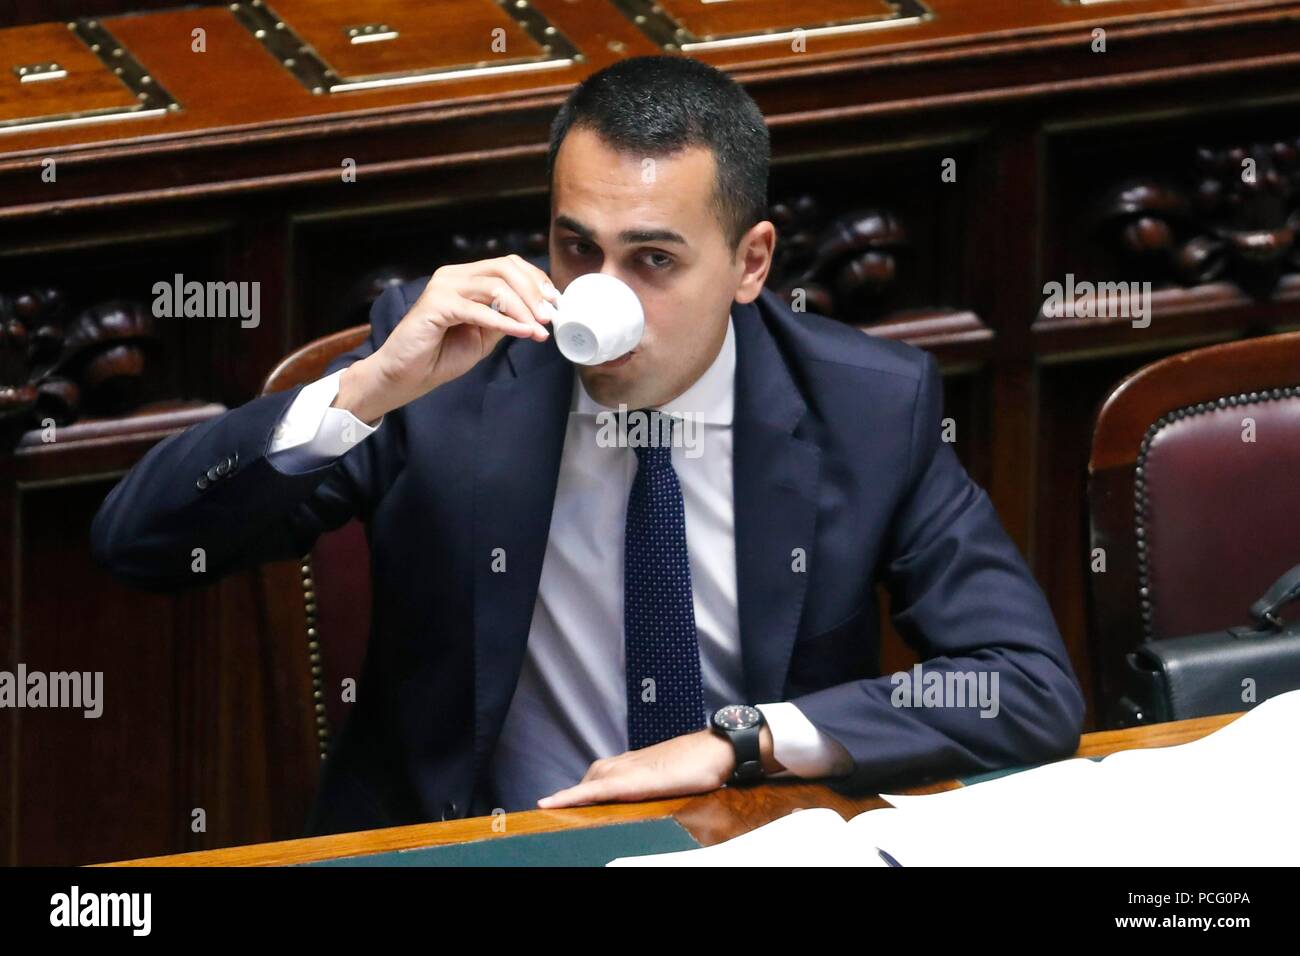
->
[1140,397,1300,641]
[309,519,373,735]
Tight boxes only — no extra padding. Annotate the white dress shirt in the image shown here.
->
[269,311,852,810]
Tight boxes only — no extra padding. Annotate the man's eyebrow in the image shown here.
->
[555,215,688,246]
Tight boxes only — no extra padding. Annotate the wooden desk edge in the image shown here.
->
[96,710,1243,867]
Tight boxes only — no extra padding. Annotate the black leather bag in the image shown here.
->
[1120,563,1300,725]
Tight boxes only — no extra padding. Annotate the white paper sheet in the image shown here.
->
[608,688,1300,866]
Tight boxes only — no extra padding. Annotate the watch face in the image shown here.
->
[713,704,761,731]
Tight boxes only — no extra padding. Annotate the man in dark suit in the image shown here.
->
[92,55,1084,836]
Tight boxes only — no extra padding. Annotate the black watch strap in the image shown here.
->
[729,722,764,783]
[712,706,765,784]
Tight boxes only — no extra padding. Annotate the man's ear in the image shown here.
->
[733,221,776,304]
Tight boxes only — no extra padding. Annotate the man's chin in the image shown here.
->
[579,352,651,407]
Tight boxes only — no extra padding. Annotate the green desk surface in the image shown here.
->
[295,817,700,867]
[957,754,1103,787]
[295,758,1103,865]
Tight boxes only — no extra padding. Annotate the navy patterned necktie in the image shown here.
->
[624,410,707,750]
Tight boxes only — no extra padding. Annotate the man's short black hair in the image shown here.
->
[547,55,770,255]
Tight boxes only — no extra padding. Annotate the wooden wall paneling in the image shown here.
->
[6,446,316,864]
[1038,98,1300,359]
[0,219,247,421]
[0,1,181,28]
[0,475,13,864]
[170,559,317,863]
[1034,354,1162,730]
[968,121,1042,558]
[15,476,183,865]
[0,205,317,861]
[222,203,293,399]
[766,144,970,323]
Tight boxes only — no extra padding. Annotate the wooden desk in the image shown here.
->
[99,711,1241,867]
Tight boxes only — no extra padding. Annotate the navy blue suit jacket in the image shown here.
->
[92,261,1085,836]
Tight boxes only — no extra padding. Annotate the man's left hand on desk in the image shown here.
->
[536,725,783,809]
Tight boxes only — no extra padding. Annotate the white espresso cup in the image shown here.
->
[551,273,645,365]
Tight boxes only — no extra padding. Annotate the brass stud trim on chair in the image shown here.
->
[300,554,331,760]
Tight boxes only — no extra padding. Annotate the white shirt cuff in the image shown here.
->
[267,367,382,473]
[755,701,854,779]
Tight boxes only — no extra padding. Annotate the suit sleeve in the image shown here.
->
[90,283,410,591]
[789,351,1086,793]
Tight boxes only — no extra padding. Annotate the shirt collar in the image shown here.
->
[572,309,735,425]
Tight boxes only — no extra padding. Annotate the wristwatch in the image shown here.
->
[711,704,766,784]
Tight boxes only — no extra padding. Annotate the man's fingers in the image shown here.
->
[539,764,671,808]
[538,779,616,808]
[508,253,561,304]
[453,277,548,340]
[455,299,543,341]
[492,256,558,327]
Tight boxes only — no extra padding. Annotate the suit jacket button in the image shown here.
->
[440,800,457,821]
[206,465,221,481]
[196,475,210,490]
[215,458,231,477]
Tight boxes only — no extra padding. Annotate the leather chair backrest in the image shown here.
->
[261,325,371,753]
[1088,330,1300,726]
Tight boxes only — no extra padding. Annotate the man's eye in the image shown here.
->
[566,239,594,256]
[643,251,673,270]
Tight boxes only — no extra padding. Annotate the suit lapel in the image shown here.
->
[471,338,573,783]
[731,299,822,703]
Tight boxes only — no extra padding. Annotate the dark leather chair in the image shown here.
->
[260,324,371,759]
[1087,331,1300,728]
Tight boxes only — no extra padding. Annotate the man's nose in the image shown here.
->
[598,265,638,293]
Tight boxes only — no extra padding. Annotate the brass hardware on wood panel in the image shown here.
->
[346,23,399,45]
[231,0,580,95]
[13,63,67,83]
[610,0,933,51]
[0,19,180,135]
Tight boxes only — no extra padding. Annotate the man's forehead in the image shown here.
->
[553,213,690,247]
[551,133,718,246]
